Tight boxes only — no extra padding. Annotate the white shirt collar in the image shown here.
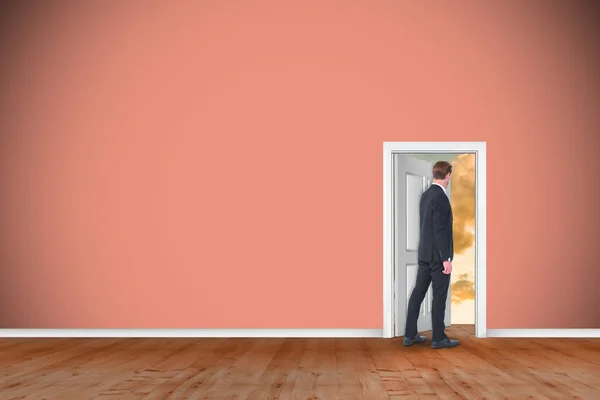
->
[432,182,446,194]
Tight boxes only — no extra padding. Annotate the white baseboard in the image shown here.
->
[4,328,597,339]
[487,329,600,338]
[0,329,384,338]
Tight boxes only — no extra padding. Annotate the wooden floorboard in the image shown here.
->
[0,325,599,399]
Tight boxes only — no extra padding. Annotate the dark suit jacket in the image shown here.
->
[417,184,454,263]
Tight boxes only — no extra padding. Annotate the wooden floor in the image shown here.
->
[1,325,600,399]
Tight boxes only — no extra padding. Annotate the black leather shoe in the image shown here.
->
[403,335,427,346]
[431,337,460,349]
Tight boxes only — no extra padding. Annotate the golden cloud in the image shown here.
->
[450,154,475,254]
[451,273,475,304]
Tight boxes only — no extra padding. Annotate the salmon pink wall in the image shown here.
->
[1,1,599,329]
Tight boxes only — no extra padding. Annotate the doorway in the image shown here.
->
[382,142,487,339]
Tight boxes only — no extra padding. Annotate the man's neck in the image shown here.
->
[432,180,447,188]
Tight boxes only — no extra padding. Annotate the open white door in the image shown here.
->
[393,154,452,337]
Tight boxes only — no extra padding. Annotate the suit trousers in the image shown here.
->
[404,261,451,342]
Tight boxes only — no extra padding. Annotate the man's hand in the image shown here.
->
[442,260,452,275]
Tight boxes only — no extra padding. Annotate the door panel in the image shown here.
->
[405,174,422,251]
[393,154,452,337]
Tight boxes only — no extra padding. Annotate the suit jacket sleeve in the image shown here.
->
[432,195,451,261]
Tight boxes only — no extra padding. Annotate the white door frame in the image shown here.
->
[383,142,487,339]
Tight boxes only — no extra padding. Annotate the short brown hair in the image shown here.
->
[432,161,452,179]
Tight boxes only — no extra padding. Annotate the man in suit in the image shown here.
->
[403,161,460,349]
